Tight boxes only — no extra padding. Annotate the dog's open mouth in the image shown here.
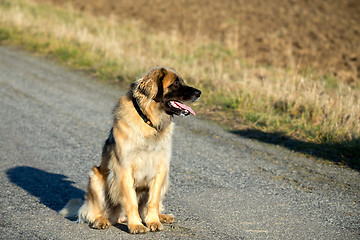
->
[168,101,196,116]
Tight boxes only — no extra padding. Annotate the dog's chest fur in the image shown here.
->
[107,97,174,190]
[125,126,173,187]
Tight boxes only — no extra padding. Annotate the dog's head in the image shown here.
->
[132,67,201,116]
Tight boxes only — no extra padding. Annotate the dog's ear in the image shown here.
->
[135,68,166,101]
[153,68,166,102]
[130,82,137,91]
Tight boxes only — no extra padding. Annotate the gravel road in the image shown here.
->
[0,46,359,239]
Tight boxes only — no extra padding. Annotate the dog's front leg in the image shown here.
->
[120,169,149,234]
[145,167,168,232]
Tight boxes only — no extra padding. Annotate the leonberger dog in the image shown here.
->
[60,67,201,234]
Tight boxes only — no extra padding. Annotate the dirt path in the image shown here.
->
[37,0,360,85]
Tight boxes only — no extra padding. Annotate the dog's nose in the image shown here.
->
[194,89,201,98]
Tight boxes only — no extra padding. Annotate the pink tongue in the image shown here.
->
[174,101,196,115]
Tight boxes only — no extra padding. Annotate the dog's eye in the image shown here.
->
[172,78,181,88]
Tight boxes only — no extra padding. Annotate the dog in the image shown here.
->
[60,67,201,234]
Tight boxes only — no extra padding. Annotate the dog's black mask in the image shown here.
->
[161,77,201,116]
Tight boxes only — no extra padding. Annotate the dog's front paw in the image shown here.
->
[128,224,149,234]
[147,221,163,232]
[92,216,111,229]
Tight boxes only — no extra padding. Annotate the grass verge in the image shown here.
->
[0,0,359,169]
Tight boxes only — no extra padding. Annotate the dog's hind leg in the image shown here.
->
[78,166,111,229]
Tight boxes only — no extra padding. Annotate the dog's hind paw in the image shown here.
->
[92,216,111,230]
[159,214,175,224]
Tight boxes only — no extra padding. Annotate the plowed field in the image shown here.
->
[36,0,360,84]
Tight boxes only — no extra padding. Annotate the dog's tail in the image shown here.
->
[59,198,83,220]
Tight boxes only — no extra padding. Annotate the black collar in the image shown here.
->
[132,97,155,129]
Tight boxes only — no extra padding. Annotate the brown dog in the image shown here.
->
[60,67,201,234]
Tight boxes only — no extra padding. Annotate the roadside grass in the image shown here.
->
[1,0,359,169]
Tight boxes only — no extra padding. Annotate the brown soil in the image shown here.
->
[36,0,360,85]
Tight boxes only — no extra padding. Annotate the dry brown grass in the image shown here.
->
[0,0,359,167]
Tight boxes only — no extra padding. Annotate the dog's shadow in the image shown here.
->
[113,223,130,233]
[6,166,131,233]
[6,166,84,212]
